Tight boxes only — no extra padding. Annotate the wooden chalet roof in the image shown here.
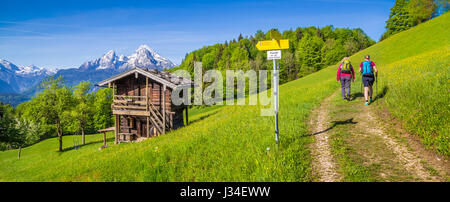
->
[96,67,196,89]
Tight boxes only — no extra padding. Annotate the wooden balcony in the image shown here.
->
[112,95,174,134]
[112,95,150,116]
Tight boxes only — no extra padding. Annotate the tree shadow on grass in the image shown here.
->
[304,118,358,137]
[188,111,219,125]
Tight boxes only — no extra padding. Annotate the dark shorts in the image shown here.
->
[362,75,374,87]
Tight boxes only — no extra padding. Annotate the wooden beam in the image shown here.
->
[112,82,116,101]
[114,115,119,144]
[113,110,150,116]
[162,84,166,134]
[148,115,163,134]
[146,117,150,137]
[185,106,189,126]
[114,95,146,98]
[113,105,147,110]
[103,132,107,146]
[146,77,149,111]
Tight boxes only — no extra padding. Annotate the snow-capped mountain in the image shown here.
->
[55,44,175,87]
[0,44,175,106]
[16,65,55,77]
[0,59,20,72]
[127,45,175,71]
[0,60,21,93]
[79,45,175,71]
[80,50,124,70]
[1,60,55,77]
[0,60,53,93]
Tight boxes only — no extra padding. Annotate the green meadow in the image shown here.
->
[0,13,448,182]
[0,67,336,181]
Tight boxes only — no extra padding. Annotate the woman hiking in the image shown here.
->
[359,55,378,105]
[336,57,355,101]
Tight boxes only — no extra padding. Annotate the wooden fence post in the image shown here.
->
[162,84,166,134]
[115,115,119,144]
[103,132,107,146]
[185,106,189,126]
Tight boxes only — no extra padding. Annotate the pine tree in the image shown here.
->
[407,0,438,25]
[254,30,265,41]
[382,0,413,40]
[238,33,243,41]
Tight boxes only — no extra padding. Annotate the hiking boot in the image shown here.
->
[369,97,373,103]
[365,101,369,106]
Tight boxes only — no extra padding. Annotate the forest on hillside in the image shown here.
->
[172,26,375,84]
[381,0,449,40]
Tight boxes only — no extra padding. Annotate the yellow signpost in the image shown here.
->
[255,30,289,144]
[255,39,289,51]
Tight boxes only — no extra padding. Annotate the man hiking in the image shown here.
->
[359,55,378,105]
[336,57,355,101]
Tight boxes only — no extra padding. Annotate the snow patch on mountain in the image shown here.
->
[16,65,55,77]
[0,59,20,72]
[127,45,175,70]
[0,44,175,96]
[81,44,175,71]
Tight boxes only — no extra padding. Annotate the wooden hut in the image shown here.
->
[97,68,195,144]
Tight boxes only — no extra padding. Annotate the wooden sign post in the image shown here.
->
[256,30,289,144]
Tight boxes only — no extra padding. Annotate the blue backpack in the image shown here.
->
[362,61,373,76]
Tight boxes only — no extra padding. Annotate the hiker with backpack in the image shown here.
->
[360,55,378,105]
[336,57,355,101]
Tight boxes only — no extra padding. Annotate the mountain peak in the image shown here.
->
[137,44,153,51]
[97,50,119,70]
[104,50,116,57]
[0,59,20,72]
[16,64,44,76]
[129,44,175,70]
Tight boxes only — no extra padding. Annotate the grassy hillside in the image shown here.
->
[0,67,336,181]
[0,13,448,181]
[347,12,450,155]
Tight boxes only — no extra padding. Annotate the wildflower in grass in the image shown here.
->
[154,147,159,152]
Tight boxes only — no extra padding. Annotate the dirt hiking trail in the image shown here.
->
[309,90,449,182]
[309,92,342,182]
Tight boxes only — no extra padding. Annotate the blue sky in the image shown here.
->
[0,0,394,69]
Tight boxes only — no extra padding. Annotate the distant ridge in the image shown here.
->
[0,44,175,106]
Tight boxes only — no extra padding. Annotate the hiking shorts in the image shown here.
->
[362,75,375,87]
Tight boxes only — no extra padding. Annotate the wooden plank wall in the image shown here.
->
[114,73,187,140]
[116,74,173,113]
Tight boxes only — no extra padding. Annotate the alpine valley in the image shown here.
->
[0,45,175,106]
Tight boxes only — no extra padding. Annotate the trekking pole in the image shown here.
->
[376,73,378,105]
[360,74,362,96]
